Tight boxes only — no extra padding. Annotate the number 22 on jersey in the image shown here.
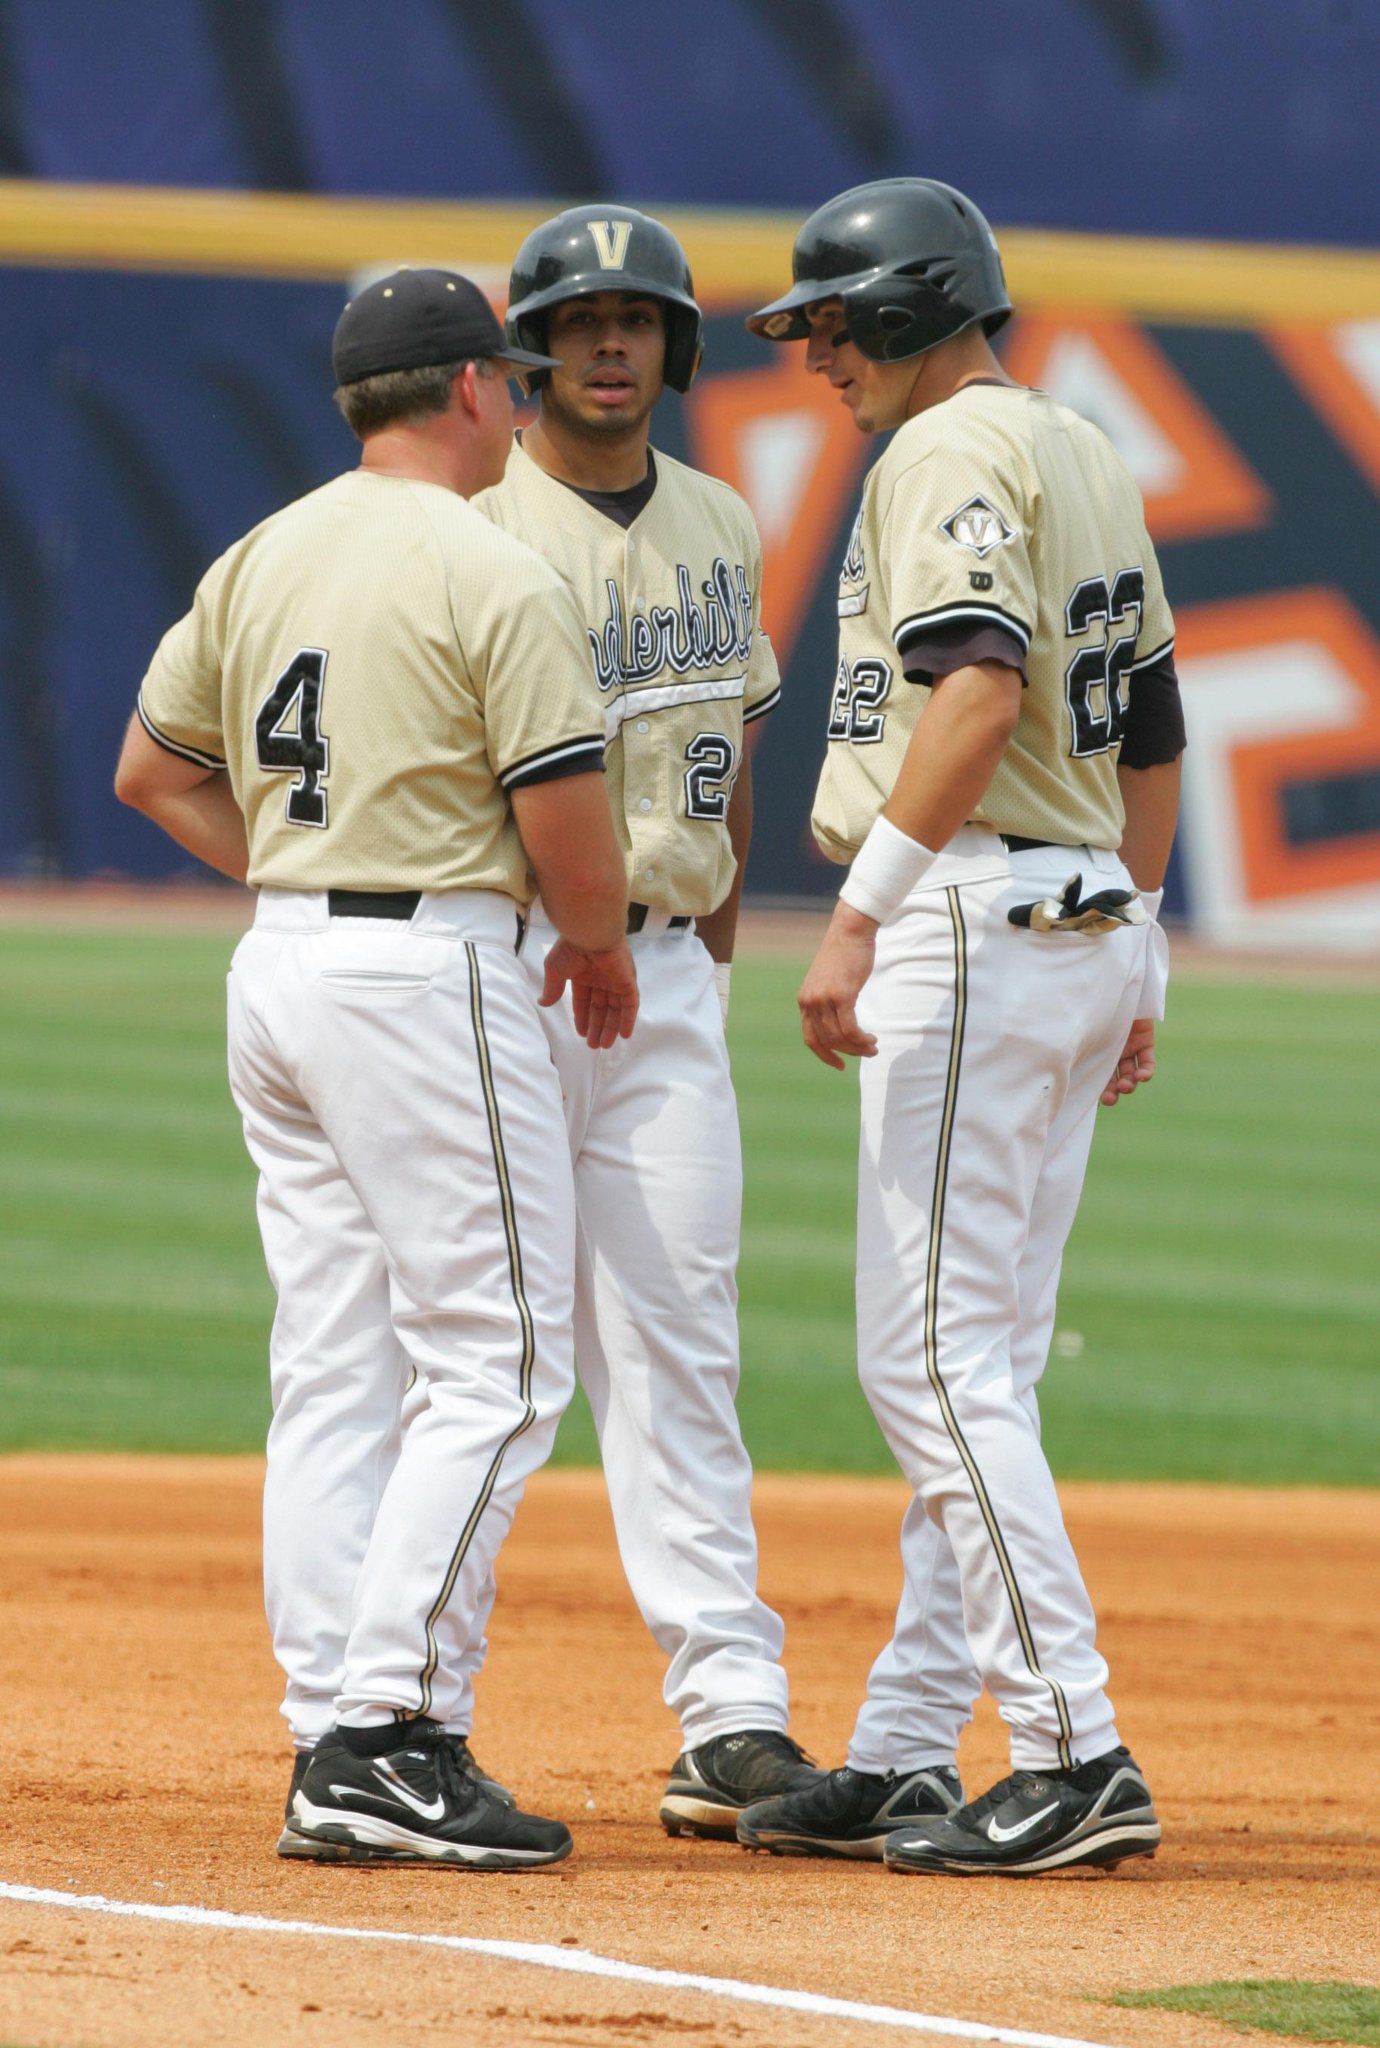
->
[1064,570,1142,758]
[826,572,1145,763]
[828,656,892,745]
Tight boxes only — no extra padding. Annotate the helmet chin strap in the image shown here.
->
[898,348,934,421]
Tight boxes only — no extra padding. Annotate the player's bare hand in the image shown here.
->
[1100,1017,1156,1105]
[541,937,639,1048]
[798,905,880,1070]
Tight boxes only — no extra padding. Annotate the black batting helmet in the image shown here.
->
[505,205,704,392]
[747,179,1011,363]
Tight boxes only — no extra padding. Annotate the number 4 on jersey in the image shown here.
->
[255,648,330,828]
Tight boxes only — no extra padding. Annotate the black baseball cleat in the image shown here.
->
[882,1746,1160,1877]
[445,1732,516,1807]
[660,1729,819,1840]
[276,1731,513,1855]
[278,1719,571,1869]
[275,1747,314,1855]
[737,1763,963,1861]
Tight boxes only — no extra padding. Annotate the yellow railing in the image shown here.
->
[1,180,1378,321]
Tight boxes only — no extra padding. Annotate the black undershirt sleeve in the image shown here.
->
[899,620,1029,687]
[1120,651,1187,767]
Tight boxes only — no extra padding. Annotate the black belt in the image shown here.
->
[328,890,421,920]
[329,889,526,954]
[1000,835,1056,853]
[627,902,692,934]
[327,892,691,940]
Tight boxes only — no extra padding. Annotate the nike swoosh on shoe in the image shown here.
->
[324,1766,446,1823]
[985,1800,1059,1844]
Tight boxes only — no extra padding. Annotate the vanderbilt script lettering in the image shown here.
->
[590,559,754,691]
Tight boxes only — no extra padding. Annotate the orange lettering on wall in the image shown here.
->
[1270,322,1380,499]
[1177,587,1380,902]
[687,353,867,667]
[1002,315,1270,544]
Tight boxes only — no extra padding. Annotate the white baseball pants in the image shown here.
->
[437,912,789,1748]
[843,841,1151,1774]
[227,889,576,1742]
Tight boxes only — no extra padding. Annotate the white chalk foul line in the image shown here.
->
[0,1880,1116,2047]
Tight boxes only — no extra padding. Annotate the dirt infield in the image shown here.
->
[1,1461,1375,2048]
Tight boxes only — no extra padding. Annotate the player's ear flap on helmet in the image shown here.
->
[667,319,703,393]
[504,309,556,390]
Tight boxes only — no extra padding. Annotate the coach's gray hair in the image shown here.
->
[334,356,493,440]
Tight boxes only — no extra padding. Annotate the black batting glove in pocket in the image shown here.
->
[1008,872,1148,936]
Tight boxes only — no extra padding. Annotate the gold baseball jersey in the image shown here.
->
[812,382,1175,862]
[473,438,781,917]
[137,470,607,899]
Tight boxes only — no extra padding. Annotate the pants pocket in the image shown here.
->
[317,969,432,995]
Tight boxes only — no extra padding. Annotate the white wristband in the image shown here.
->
[1134,887,1169,1020]
[839,816,936,924]
[713,961,732,1026]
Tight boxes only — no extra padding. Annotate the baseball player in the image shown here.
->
[735,180,1186,1874]
[454,205,817,1836]
[115,267,639,1869]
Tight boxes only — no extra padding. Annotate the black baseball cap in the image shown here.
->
[332,267,560,385]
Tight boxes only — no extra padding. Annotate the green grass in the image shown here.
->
[732,957,1380,1483]
[1,926,1377,1481]
[1114,1980,1380,2045]
[0,931,273,1450]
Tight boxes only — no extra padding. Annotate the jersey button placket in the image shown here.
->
[624,560,650,851]
[627,723,657,876]
[626,708,662,894]
[622,546,663,896]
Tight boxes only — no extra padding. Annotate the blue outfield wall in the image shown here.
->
[0,0,1377,246]
[5,253,1380,950]
[2,0,1379,947]
[0,268,350,882]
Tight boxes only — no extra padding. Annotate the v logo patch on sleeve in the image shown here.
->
[941,495,1015,557]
